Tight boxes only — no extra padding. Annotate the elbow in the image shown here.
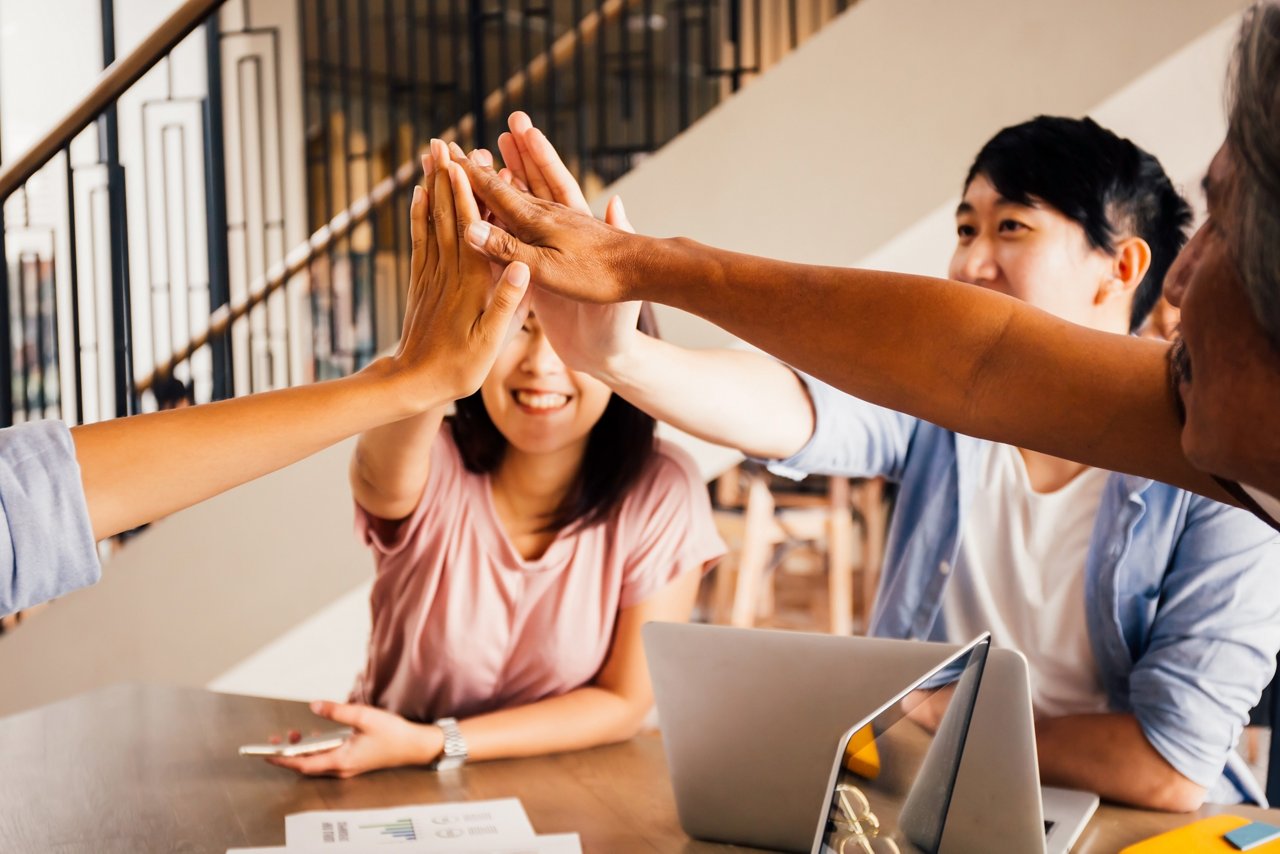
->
[604,697,652,745]
[1136,774,1207,813]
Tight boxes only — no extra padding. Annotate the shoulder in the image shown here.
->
[619,440,711,517]
[1136,478,1278,562]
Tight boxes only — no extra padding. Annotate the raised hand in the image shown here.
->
[494,112,644,375]
[449,135,640,305]
[388,139,532,410]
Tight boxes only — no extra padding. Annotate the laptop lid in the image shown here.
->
[644,623,984,852]
[811,636,990,854]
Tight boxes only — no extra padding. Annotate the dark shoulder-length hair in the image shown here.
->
[449,303,660,534]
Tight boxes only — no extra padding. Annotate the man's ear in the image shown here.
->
[1095,236,1152,305]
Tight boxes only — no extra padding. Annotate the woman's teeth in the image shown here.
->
[514,391,569,411]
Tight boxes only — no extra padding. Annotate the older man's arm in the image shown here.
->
[453,150,1225,504]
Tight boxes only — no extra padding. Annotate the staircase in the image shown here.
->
[0,0,855,435]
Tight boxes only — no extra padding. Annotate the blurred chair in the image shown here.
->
[710,464,886,635]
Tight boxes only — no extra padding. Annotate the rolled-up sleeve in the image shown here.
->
[0,421,99,616]
[760,371,917,482]
[1129,495,1280,793]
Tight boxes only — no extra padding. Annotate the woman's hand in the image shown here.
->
[494,113,644,376]
[264,700,443,779]
[383,139,532,413]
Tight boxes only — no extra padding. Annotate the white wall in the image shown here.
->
[597,0,1248,349]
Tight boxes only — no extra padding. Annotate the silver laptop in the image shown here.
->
[644,623,1099,854]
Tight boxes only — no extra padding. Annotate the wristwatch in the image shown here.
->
[431,717,468,771]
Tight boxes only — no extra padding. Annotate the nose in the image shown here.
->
[952,238,998,285]
[519,330,564,375]
[1163,225,1203,309]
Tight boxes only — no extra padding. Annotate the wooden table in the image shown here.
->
[1,684,1276,853]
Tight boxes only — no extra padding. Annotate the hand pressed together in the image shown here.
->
[384,139,531,414]
[449,140,640,307]
[492,112,644,376]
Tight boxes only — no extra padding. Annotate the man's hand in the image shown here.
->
[450,123,640,306]
[264,701,444,779]
[489,114,645,373]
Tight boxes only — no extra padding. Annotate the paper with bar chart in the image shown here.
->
[228,831,582,853]
[284,799,536,848]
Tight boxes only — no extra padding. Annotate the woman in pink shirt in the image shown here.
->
[267,140,725,778]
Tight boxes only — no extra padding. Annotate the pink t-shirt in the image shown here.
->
[351,431,727,722]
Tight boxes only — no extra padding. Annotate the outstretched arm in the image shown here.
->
[73,147,530,541]
[451,137,1221,502]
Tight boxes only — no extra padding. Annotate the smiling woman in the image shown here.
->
[453,304,662,534]
[262,140,725,781]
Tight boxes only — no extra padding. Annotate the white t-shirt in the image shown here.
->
[943,443,1111,719]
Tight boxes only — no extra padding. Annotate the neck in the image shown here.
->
[491,440,586,528]
[1016,447,1090,494]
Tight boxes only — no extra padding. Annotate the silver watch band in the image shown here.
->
[432,716,468,771]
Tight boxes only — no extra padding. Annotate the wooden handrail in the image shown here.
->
[136,0,637,394]
[0,0,227,201]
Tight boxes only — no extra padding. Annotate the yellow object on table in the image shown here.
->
[1120,815,1280,853]
[841,724,881,780]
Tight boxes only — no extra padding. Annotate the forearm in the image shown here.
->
[598,335,813,460]
[350,407,447,519]
[631,237,1224,499]
[1036,713,1206,812]
[72,358,427,540]
[452,686,649,764]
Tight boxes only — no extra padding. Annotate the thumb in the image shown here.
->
[480,262,532,344]
[466,220,531,266]
[310,700,367,730]
[605,195,635,234]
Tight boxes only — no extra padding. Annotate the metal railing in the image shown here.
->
[0,0,854,431]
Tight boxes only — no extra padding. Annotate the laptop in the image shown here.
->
[644,623,1099,854]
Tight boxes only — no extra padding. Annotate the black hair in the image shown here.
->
[964,115,1193,332]
[152,374,194,409]
[450,303,660,533]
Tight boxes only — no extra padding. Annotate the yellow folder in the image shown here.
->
[1120,815,1280,853]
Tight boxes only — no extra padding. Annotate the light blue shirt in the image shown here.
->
[0,421,99,617]
[767,374,1280,805]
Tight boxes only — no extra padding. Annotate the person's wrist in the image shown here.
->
[360,355,449,420]
[415,722,446,767]
[595,332,646,386]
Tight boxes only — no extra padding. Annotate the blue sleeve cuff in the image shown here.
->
[0,421,100,616]
[753,370,915,481]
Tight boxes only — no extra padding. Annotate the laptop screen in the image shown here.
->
[812,636,990,854]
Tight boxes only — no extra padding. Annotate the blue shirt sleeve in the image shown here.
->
[759,371,918,482]
[0,421,100,616]
[1128,493,1280,794]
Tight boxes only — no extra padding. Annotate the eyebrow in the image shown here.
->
[954,198,1037,217]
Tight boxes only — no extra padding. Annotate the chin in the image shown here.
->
[503,430,586,457]
[1179,407,1241,484]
